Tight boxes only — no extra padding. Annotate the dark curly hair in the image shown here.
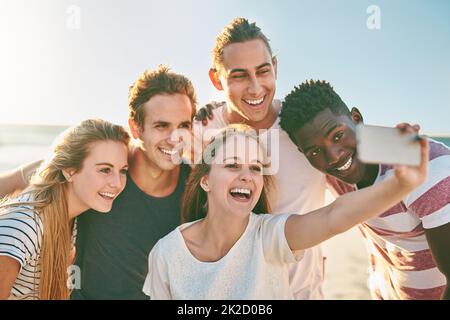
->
[279,80,350,144]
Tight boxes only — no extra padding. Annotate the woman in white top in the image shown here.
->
[143,124,428,299]
[0,119,130,300]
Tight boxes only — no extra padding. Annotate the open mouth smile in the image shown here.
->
[159,147,178,156]
[98,191,116,201]
[242,96,265,108]
[229,187,252,202]
[336,156,352,171]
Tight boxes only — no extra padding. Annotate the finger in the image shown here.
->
[206,104,214,120]
[396,123,417,135]
[396,123,410,132]
[194,108,204,121]
[419,137,429,173]
[199,108,207,121]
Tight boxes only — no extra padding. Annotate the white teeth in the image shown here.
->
[160,148,177,155]
[336,157,353,171]
[244,97,264,105]
[230,188,251,195]
[99,192,115,199]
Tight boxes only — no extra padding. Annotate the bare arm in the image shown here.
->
[0,160,42,198]
[0,256,20,299]
[286,138,429,251]
[425,223,450,300]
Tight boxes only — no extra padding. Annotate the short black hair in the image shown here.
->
[279,80,350,144]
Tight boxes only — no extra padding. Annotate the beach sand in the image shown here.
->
[322,227,372,299]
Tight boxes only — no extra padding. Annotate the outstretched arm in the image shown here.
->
[0,160,41,198]
[285,137,429,251]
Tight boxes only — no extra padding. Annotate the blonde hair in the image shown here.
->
[182,124,274,223]
[0,119,130,299]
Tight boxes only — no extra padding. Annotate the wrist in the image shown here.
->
[391,176,417,195]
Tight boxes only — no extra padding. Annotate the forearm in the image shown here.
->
[0,160,41,198]
[0,170,23,198]
[328,176,415,235]
[286,177,415,250]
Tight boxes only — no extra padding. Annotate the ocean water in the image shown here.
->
[1,124,448,171]
[0,124,68,171]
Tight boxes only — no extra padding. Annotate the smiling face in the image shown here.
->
[130,93,193,171]
[202,134,265,218]
[213,39,277,124]
[294,108,370,185]
[68,140,129,213]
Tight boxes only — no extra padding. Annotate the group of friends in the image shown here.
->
[0,17,448,300]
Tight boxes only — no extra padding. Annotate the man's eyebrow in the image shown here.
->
[179,121,192,126]
[229,62,272,75]
[256,62,271,70]
[325,124,339,137]
[229,68,247,75]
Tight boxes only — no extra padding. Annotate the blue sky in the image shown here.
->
[0,0,449,133]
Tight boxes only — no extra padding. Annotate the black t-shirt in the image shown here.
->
[71,164,190,299]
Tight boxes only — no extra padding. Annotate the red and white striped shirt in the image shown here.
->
[327,139,450,300]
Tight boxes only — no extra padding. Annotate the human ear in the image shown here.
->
[200,176,210,192]
[351,107,364,124]
[62,169,76,182]
[128,118,142,140]
[272,56,278,80]
[209,68,224,91]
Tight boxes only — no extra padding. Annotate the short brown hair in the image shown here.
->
[212,17,273,71]
[128,65,197,128]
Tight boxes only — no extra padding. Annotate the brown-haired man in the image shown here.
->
[0,65,197,299]
[69,65,197,299]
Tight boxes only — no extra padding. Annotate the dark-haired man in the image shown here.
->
[279,80,450,299]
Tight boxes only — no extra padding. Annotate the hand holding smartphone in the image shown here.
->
[356,124,421,166]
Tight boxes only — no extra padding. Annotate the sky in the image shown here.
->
[0,0,449,134]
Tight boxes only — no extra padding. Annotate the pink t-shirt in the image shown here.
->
[327,139,450,299]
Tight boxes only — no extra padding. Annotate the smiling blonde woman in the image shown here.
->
[0,119,130,300]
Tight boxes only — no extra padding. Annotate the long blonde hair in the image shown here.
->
[182,124,274,223]
[0,119,130,299]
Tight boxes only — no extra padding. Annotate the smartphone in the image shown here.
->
[356,124,421,166]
